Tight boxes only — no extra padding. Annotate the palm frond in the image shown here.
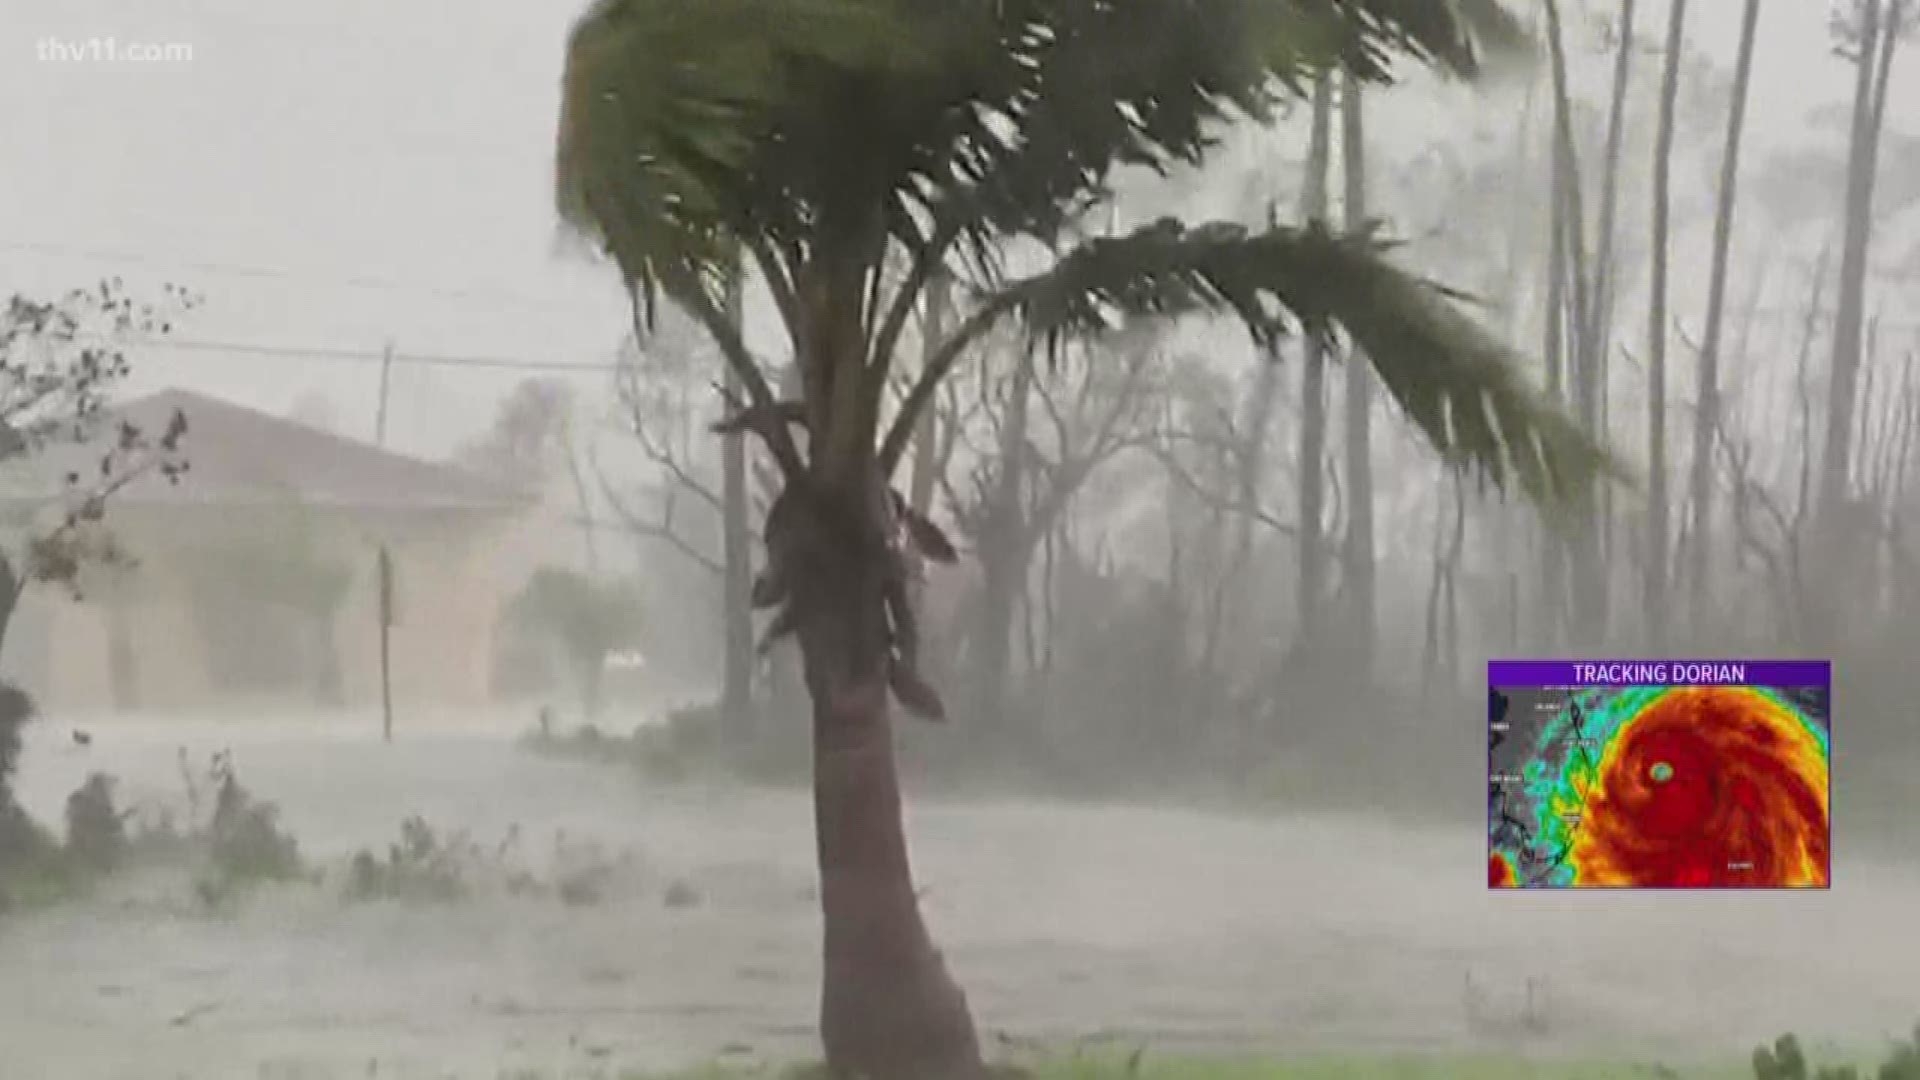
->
[555,0,920,308]
[938,217,1619,507]
[1346,0,1533,78]
[556,0,1534,308]
[887,0,1535,267]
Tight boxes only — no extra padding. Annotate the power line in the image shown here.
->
[134,336,626,374]
[0,239,613,314]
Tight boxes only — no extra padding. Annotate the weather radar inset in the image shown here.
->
[1487,660,1830,890]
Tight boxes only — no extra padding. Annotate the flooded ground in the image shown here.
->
[2,714,1914,1079]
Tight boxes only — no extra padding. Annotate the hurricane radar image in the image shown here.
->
[1485,660,1830,889]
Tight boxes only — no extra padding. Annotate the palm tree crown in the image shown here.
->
[556,0,1610,504]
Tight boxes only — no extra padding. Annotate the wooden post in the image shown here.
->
[375,342,392,447]
[376,341,395,743]
[378,546,393,742]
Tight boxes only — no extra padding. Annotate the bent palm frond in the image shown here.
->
[555,0,921,312]
[898,218,1617,507]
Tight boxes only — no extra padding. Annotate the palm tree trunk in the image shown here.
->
[562,427,603,574]
[972,541,1022,726]
[721,263,756,735]
[780,242,981,1072]
[577,651,605,720]
[1587,0,1636,377]
[1687,0,1762,638]
[108,599,139,710]
[909,274,952,520]
[973,350,1034,727]
[1422,464,1448,686]
[794,482,980,1079]
[1536,67,1569,651]
[1646,0,1687,653]
[1544,0,1604,647]
[1497,58,1538,657]
[1226,356,1278,673]
[1819,0,1903,558]
[905,276,952,691]
[1442,469,1469,689]
[0,558,20,662]
[1295,72,1334,654]
[1586,0,1637,640]
[1339,69,1376,677]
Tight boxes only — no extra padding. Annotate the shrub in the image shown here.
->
[0,808,67,910]
[0,683,28,806]
[505,567,645,718]
[0,685,82,908]
[1755,1026,1920,1080]
[190,751,305,908]
[62,772,129,874]
[343,815,474,904]
[522,718,635,765]
[0,683,38,866]
[340,816,633,907]
[550,831,636,908]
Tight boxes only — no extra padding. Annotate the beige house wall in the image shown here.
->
[338,523,509,711]
[3,503,526,717]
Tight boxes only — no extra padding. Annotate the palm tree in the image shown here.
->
[718,264,757,736]
[554,2,1610,1075]
[1647,0,1687,652]
[1819,0,1908,627]
[1339,68,1376,675]
[1686,0,1762,635]
[1296,72,1335,656]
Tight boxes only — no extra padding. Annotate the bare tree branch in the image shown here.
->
[627,274,803,479]
[590,447,723,578]
[1146,440,1298,538]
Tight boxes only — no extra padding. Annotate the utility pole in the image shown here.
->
[375,342,393,446]
[718,259,754,737]
[375,341,395,743]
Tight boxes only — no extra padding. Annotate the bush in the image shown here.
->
[0,807,68,910]
[522,718,631,764]
[519,698,810,789]
[0,683,28,798]
[62,773,129,874]
[9,737,658,916]
[341,816,634,908]
[190,751,306,908]
[343,815,475,904]
[504,567,645,718]
[1755,1026,1920,1080]
[0,687,91,908]
[0,683,37,870]
[551,831,636,908]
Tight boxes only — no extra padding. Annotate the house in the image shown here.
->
[0,388,536,715]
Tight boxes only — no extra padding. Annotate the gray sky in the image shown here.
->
[0,0,1905,459]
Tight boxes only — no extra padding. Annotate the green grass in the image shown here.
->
[613,1036,1920,1080]
[117,1034,1920,1080]
[1026,1058,1742,1080]
[617,1054,1757,1080]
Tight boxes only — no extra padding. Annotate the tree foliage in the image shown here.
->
[506,567,645,714]
[0,683,30,814]
[0,281,193,883]
[0,281,196,646]
[458,377,575,491]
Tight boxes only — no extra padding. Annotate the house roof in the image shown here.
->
[0,388,530,514]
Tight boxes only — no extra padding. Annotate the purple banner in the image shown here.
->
[1487,659,1831,687]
